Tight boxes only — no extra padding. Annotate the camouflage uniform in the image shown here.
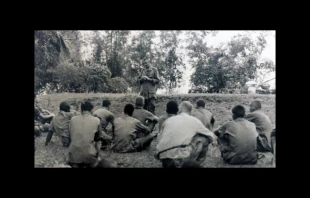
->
[137,66,160,114]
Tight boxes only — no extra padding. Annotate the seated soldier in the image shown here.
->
[68,101,111,168]
[45,102,78,147]
[34,93,55,137]
[132,96,159,133]
[112,104,156,153]
[245,100,273,152]
[271,128,276,166]
[93,100,115,140]
[214,105,258,165]
[192,99,215,131]
[157,101,178,132]
[271,128,276,154]
[156,101,214,168]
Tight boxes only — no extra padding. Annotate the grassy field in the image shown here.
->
[35,93,275,168]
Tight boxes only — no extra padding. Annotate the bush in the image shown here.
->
[51,62,112,93]
[107,77,129,93]
[52,61,84,92]
[80,64,111,93]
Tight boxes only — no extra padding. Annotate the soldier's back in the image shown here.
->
[192,108,213,130]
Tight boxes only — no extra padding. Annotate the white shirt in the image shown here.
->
[156,113,214,159]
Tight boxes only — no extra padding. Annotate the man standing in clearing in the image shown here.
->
[137,61,160,114]
[132,96,159,133]
[192,99,215,131]
[156,101,214,168]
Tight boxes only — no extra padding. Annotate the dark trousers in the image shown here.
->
[69,162,97,168]
[133,133,155,152]
[40,117,53,124]
[161,134,210,168]
[60,136,71,148]
[143,98,156,114]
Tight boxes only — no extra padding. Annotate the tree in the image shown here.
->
[157,31,185,93]
[125,31,186,94]
[94,30,130,78]
[188,33,275,93]
[52,61,84,93]
[58,30,83,64]
[35,30,70,92]
[124,31,157,92]
[81,63,112,93]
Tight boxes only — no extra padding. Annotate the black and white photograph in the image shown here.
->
[34,30,276,168]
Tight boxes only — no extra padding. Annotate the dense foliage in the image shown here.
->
[35,31,275,94]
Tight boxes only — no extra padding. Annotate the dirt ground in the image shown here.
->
[35,93,275,168]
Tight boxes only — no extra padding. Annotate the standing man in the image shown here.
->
[137,61,160,114]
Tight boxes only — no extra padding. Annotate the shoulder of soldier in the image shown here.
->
[159,115,166,120]
[91,115,101,123]
[203,108,212,114]
[93,108,103,114]
[63,111,75,118]
[256,110,269,117]
[190,115,204,123]
[131,116,140,123]
[245,120,257,129]
[70,115,80,121]
[106,111,115,120]
[191,109,199,115]
[223,120,235,128]
[143,109,155,116]
[106,110,114,116]
[245,111,255,118]
[114,117,122,123]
